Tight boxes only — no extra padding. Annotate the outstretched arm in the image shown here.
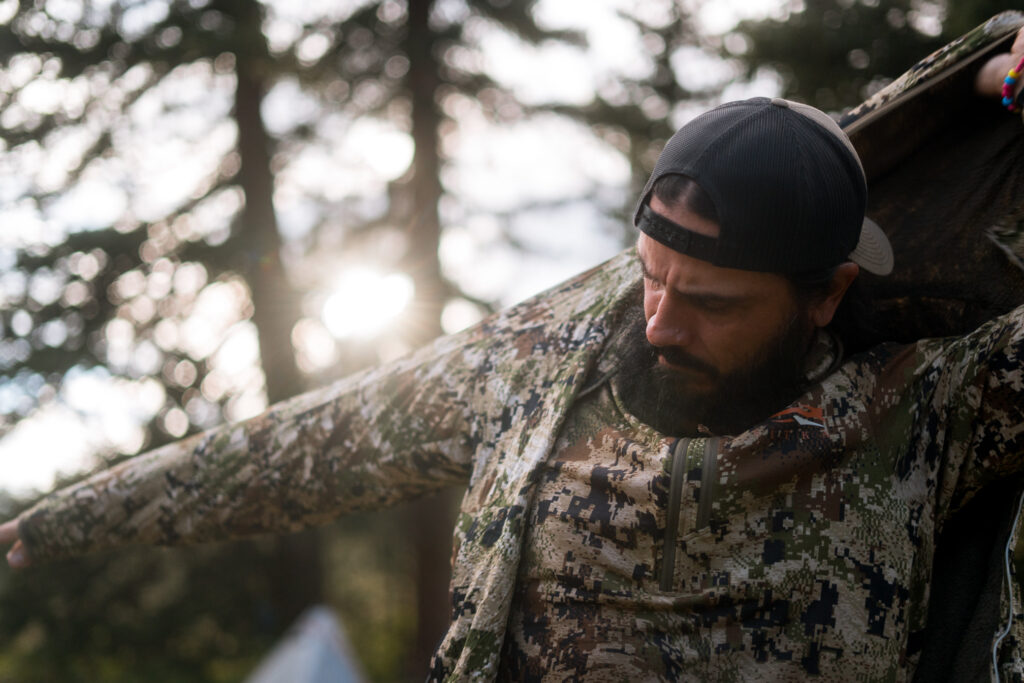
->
[0,244,638,570]
[0,330,482,570]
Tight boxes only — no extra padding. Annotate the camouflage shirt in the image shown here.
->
[501,330,854,681]
[502,365,681,681]
[497,279,1024,680]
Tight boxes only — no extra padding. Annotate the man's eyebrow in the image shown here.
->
[686,291,746,307]
[638,256,658,281]
[638,254,749,306]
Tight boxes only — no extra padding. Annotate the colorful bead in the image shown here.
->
[1001,55,1024,112]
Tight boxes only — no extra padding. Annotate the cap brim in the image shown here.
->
[850,217,893,275]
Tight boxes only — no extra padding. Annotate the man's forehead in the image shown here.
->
[636,233,787,297]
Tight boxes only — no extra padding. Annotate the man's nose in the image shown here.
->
[645,296,692,348]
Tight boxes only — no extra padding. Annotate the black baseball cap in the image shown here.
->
[634,97,893,276]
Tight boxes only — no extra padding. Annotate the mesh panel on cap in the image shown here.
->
[634,97,872,274]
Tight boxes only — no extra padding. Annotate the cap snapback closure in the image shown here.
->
[637,203,719,264]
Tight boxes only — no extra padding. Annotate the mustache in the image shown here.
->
[653,345,718,377]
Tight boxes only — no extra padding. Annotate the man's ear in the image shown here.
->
[808,262,859,328]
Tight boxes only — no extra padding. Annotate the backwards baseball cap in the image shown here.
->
[634,97,893,276]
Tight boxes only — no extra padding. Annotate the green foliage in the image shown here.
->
[323,509,419,682]
[0,0,271,442]
[0,490,430,682]
[0,542,273,682]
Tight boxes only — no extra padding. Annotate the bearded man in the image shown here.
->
[5,13,1024,683]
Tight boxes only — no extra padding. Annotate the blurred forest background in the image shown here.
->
[0,0,1019,680]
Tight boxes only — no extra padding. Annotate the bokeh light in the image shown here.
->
[321,268,415,340]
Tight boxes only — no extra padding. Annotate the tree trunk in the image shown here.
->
[403,0,459,676]
[234,5,323,631]
[234,61,306,404]
[404,1,445,344]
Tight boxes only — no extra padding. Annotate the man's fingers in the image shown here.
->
[0,520,29,569]
[976,53,1015,96]
[6,540,29,569]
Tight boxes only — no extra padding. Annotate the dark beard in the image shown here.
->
[615,304,813,436]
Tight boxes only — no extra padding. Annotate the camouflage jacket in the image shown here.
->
[15,11,1024,683]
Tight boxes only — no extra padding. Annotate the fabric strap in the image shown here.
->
[635,203,719,263]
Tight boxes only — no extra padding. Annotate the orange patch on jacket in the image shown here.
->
[769,405,825,428]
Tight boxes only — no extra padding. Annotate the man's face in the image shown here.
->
[624,197,818,435]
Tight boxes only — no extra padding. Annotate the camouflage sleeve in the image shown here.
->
[16,330,481,563]
[906,303,1024,524]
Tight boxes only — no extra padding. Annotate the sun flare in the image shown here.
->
[321,267,415,339]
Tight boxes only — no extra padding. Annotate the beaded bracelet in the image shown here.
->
[1001,55,1024,112]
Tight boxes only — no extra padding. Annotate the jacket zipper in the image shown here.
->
[697,436,721,529]
[660,436,721,591]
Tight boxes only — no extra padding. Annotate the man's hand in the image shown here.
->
[975,26,1024,97]
[0,519,29,569]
